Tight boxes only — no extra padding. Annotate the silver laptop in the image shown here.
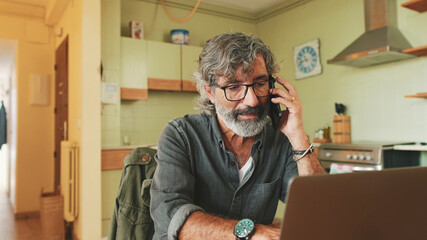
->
[280,167,427,240]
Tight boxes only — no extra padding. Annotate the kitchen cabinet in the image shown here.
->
[120,38,201,94]
[120,37,148,100]
[147,40,182,91]
[147,41,201,92]
[181,45,201,92]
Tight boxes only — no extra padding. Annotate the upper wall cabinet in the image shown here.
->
[120,38,201,94]
[181,45,201,92]
[147,40,182,91]
[147,41,201,92]
[120,37,148,100]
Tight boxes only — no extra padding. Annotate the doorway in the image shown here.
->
[54,36,69,193]
[0,39,16,197]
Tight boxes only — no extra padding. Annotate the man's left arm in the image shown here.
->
[285,133,325,176]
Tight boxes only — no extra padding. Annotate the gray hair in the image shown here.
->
[194,32,280,115]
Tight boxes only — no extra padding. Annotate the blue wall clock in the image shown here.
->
[294,39,322,79]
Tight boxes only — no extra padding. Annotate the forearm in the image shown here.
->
[287,132,326,176]
[179,211,281,240]
[296,152,326,176]
[179,211,237,240]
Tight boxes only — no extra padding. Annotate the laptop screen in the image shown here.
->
[280,167,427,240]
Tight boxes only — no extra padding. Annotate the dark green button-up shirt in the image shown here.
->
[150,114,298,240]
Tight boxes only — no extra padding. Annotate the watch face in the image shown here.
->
[234,218,255,238]
[297,46,317,74]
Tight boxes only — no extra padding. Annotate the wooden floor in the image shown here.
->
[0,190,42,240]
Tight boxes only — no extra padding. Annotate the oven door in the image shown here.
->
[321,160,382,173]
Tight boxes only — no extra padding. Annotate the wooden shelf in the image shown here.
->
[401,0,427,13]
[148,78,181,91]
[402,45,427,56]
[313,138,332,143]
[405,92,427,98]
[182,80,198,92]
[148,78,198,92]
[120,87,148,100]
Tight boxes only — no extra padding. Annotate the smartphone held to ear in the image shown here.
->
[268,75,282,129]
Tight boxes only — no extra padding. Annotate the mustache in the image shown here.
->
[232,105,266,119]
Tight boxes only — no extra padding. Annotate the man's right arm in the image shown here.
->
[180,211,281,240]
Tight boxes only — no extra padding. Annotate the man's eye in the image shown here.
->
[254,82,267,87]
[227,85,242,91]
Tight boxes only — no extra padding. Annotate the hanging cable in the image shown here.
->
[160,0,202,23]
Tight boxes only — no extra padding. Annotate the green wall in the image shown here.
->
[256,0,427,142]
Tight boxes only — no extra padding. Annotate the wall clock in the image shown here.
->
[293,39,322,80]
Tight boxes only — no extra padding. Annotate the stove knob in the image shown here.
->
[346,154,352,159]
[358,154,365,160]
[365,155,372,161]
[352,154,358,160]
[325,152,333,158]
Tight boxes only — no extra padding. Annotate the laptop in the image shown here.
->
[279,167,427,240]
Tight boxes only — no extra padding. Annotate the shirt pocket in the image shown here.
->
[248,177,281,224]
[118,202,152,225]
[116,202,154,240]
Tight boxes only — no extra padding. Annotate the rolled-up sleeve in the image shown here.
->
[150,120,205,240]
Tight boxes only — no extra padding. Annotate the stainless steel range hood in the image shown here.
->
[327,0,415,67]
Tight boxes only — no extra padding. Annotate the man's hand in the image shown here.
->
[270,76,326,176]
[251,224,281,240]
[270,76,307,149]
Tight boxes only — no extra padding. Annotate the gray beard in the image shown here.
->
[215,101,269,137]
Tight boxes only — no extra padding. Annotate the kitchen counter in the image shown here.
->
[393,143,427,151]
[102,145,157,170]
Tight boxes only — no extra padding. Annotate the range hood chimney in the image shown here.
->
[327,0,415,67]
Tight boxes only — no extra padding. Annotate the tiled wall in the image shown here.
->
[101,0,121,147]
[120,91,199,146]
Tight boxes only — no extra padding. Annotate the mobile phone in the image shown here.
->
[268,75,282,129]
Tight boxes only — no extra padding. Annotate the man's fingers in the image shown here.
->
[276,76,298,97]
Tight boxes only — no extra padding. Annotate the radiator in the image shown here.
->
[60,141,79,222]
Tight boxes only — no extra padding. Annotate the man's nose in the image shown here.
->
[242,86,259,107]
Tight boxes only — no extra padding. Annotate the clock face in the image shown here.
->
[294,39,322,79]
[234,218,255,238]
[297,46,317,73]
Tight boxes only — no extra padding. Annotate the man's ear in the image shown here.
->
[204,85,215,104]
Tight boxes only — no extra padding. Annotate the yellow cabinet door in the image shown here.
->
[147,40,181,91]
[181,45,202,92]
[120,37,148,99]
[121,37,147,89]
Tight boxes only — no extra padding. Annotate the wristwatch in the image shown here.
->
[234,218,255,240]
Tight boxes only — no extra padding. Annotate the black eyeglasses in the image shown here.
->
[212,80,272,101]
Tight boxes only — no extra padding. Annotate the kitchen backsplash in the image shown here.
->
[120,91,199,146]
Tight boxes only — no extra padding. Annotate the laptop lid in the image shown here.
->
[280,167,427,240]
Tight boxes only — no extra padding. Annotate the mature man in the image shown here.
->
[150,32,325,240]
